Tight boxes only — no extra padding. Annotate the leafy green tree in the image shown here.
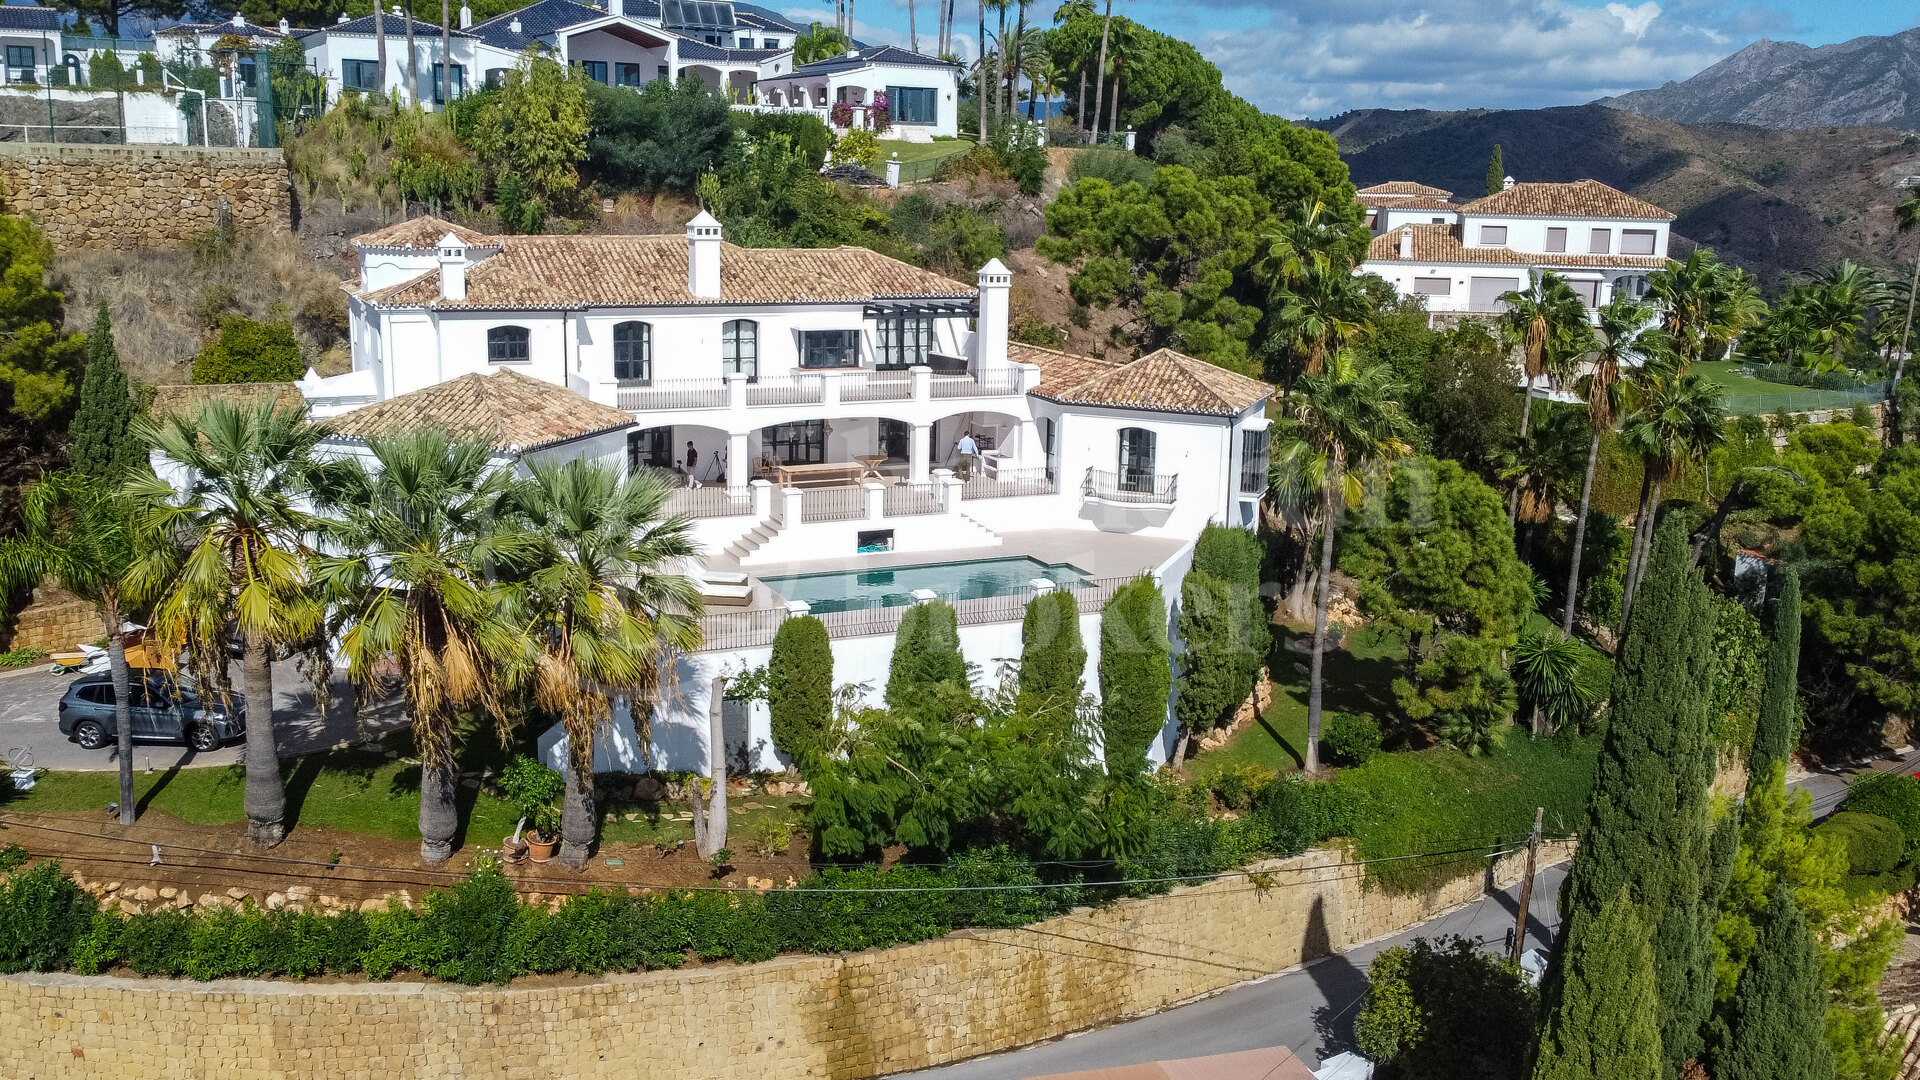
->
[1533,892,1665,1080]
[1713,763,1846,1005]
[68,303,139,480]
[1564,295,1661,634]
[128,401,326,847]
[46,0,185,37]
[1352,935,1536,1080]
[191,315,305,385]
[768,615,834,761]
[1511,627,1599,734]
[0,215,87,420]
[1098,576,1169,774]
[1017,589,1086,716]
[463,50,589,212]
[1394,632,1516,754]
[1718,892,1837,1080]
[1485,144,1503,196]
[1409,322,1522,481]
[585,79,732,193]
[1557,517,1721,1071]
[1174,569,1243,759]
[885,600,968,718]
[1750,571,1801,779]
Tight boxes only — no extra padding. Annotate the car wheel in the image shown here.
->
[188,724,221,752]
[73,720,107,750]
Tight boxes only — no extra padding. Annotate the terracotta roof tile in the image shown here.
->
[352,215,497,250]
[1358,195,1458,211]
[1364,224,1669,268]
[1023,345,1271,417]
[1459,179,1675,220]
[359,229,974,309]
[148,382,304,421]
[1356,181,1453,198]
[325,369,634,452]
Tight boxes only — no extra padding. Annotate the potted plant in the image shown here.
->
[499,756,563,864]
[527,803,561,863]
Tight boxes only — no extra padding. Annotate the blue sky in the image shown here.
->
[780,0,1916,116]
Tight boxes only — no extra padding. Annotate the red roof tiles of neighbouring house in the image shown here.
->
[1364,223,1670,268]
[1459,179,1675,220]
[1356,180,1453,198]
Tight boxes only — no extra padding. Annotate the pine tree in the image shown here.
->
[67,302,138,478]
[1099,576,1170,775]
[1748,571,1801,782]
[1717,891,1837,1080]
[768,614,832,761]
[1534,893,1665,1080]
[1486,144,1506,196]
[1018,589,1086,715]
[885,599,967,715]
[1557,518,1721,1070]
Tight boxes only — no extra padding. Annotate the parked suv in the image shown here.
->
[56,674,246,752]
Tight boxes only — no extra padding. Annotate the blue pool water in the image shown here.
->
[759,556,1090,614]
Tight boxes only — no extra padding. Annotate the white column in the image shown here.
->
[1018,418,1039,470]
[781,486,804,525]
[750,477,773,518]
[728,432,748,490]
[910,423,931,483]
[934,468,963,514]
[909,364,932,402]
[864,481,886,520]
[820,370,841,408]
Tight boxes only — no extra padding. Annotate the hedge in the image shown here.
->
[1842,773,1920,865]
[1099,576,1171,773]
[768,615,832,760]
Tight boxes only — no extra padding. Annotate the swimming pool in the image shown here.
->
[759,556,1090,614]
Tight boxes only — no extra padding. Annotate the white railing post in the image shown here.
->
[750,477,773,519]
[725,371,748,412]
[820,370,841,408]
[886,154,901,188]
[934,468,961,514]
[909,364,932,403]
[781,486,804,525]
[864,480,886,520]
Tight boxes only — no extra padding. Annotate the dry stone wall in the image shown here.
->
[0,144,289,248]
[4,583,98,653]
[0,843,1571,1080]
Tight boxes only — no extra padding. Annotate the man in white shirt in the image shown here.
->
[955,431,979,479]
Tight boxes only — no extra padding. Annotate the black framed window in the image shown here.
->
[1043,417,1056,482]
[628,427,672,470]
[763,37,777,48]
[1119,427,1156,492]
[237,58,257,91]
[887,85,937,125]
[613,321,652,382]
[616,62,641,86]
[880,418,910,460]
[343,58,381,91]
[5,45,34,84]
[1239,427,1269,494]
[487,326,530,362]
[431,63,465,104]
[722,319,757,379]
[764,420,824,465]
[875,313,931,368]
[800,329,858,368]
[575,60,608,84]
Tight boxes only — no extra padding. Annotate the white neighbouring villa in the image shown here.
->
[1359,177,1676,318]
[300,214,1274,774]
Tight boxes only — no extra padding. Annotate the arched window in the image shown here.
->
[613,321,652,383]
[1118,427,1156,492]
[722,319,757,379]
[487,325,530,363]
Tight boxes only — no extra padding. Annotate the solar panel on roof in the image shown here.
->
[663,0,733,27]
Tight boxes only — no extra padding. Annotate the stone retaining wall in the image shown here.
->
[0,843,1572,1080]
[4,583,97,653]
[0,143,289,248]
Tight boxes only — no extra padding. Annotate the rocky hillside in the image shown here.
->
[1308,104,1920,292]
[1599,29,1920,131]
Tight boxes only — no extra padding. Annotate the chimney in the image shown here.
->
[230,12,245,26]
[278,16,291,34]
[337,12,348,22]
[459,2,471,26]
[686,210,722,299]
[437,232,468,302]
[1502,175,1515,190]
[608,0,623,15]
[508,16,521,32]
[1398,226,1412,258]
[976,258,1011,369]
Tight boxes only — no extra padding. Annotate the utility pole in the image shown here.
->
[1510,806,1544,965]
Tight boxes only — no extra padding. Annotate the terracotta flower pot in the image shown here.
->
[527,832,558,863]
[501,835,529,864]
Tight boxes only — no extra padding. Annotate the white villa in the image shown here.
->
[299,214,1273,774]
[754,45,962,140]
[1359,177,1675,317]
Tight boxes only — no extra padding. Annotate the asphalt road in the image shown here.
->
[897,864,1570,1079]
[0,661,404,773]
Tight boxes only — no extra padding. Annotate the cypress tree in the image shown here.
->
[1534,893,1665,1080]
[1018,589,1086,714]
[1099,576,1170,774]
[1716,891,1836,1080]
[767,615,832,761]
[1747,571,1801,783]
[885,599,966,713]
[1557,518,1721,1070]
[1486,144,1505,196]
[68,302,138,478]
[1175,570,1243,740]
[1191,523,1267,698]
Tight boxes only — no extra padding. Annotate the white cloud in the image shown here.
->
[1606,2,1662,39]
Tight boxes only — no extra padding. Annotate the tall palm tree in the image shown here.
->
[1647,250,1764,368]
[1272,350,1413,774]
[312,433,535,863]
[1562,295,1661,635]
[1258,198,1353,289]
[1018,28,1051,119]
[1617,368,1727,625]
[1088,0,1113,141]
[374,2,389,100]
[1804,260,1887,370]
[1498,402,1590,564]
[1892,192,1920,445]
[504,460,703,870]
[0,472,142,824]
[1498,271,1590,444]
[1267,260,1372,389]
[127,401,326,847]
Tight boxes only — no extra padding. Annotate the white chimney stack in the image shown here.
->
[459,2,471,27]
[1398,226,1412,258]
[1502,174,1515,190]
[278,16,290,34]
[437,232,468,301]
[609,0,623,16]
[337,12,348,22]
[231,12,245,26]
[508,15,521,32]
[976,258,1011,369]
[686,210,722,299]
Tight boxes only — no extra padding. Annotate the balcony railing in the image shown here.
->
[799,485,866,523]
[961,468,1056,500]
[746,376,824,407]
[665,485,753,519]
[1081,467,1178,506]
[882,480,942,516]
[618,378,727,410]
[841,370,912,402]
[931,369,1023,398]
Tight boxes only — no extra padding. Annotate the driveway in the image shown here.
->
[0,660,405,773]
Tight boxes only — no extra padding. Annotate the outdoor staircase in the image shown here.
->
[950,510,1004,548]
[723,519,782,561]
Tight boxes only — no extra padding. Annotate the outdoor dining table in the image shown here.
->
[773,461,869,487]
[855,454,891,480]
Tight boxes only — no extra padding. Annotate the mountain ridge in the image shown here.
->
[1598,27,1920,130]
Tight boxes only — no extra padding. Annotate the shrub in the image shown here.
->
[1252,775,1362,856]
[744,817,792,856]
[499,755,563,827]
[1006,146,1047,196]
[1210,763,1275,812]
[885,600,967,717]
[1843,773,1920,864]
[1177,570,1248,738]
[1067,147,1155,188]
[120,909,193,977]
[0,861,93,973]
[1323,712,1383,766]
[1748,362,1868,391]
[733,111,834,169]
[836,128,881,169]
[948,846,1057,928]
[415,857,520,984]
[770,865,954,952]
[768,615,833,760]
[1019,589,1087,715]
[1819,811,1905,876]
[1354,936,1537,1080]
[584,78,732,192]
[1099,576,1171,775]
[190,314,304,384]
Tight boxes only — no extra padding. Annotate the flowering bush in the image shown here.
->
[868,90,891,134]
[829,101,854,128]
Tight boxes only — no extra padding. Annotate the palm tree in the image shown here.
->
[1562,294,1661,636]
[1018,29,1052,119]
[1267,260,1372,389]
[127,401,327,847]
[1617,367,1727,625]
[1088,0,1113,141]
[1272,350,1413,774]
[1498,402,1589,564]
[0,473,142,823]
[1804,260,1887,370]
[374,3,389,100]
[1892,193,1920,445]
[504,460,703,869]
[793,22,849,64]
[1647,250,1765,368]
[1498,271,1590,444]
[312,432,535,863]
[1259,198,1353,289]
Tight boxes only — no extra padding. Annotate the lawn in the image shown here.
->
[1694,360,1883,415]
[1192,622,1408,779]
[876,137,972,164]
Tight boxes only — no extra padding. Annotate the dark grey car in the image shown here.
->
[56,674,246,752]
